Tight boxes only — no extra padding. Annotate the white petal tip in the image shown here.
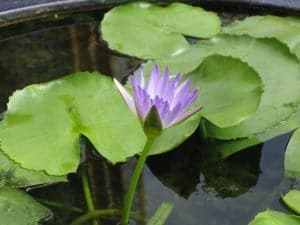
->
[113,78,137,116]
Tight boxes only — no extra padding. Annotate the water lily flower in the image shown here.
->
[114,65,202,130]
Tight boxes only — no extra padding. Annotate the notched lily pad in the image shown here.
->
[188,54,262,128]
[196,35,300,139]
[0,187,52,225]
[0,72,146,175]
[101,2,221,59]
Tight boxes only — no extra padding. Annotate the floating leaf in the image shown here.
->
[149,113,200,155]
[282,190,300,214]
[0,187,52,225]
[0,72,146,175]
[223,15,300,58]
[101,2,220,59]
[285,128,300,178]
[194,35,300,139]
[0,151,66,188]
[188,54,262,127]
[143,45,205,75]
[217,105,300,158]
[249,210,300,225]
[146,35,297,131]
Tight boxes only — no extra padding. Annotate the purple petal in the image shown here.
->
[147,64,160,98]
[171,73,181,87]
[140,69,145,88]
[163,73,181,103]
[176,78,192,97]
[130,75,142,102]
[180,88,199,110]
[153,96,167,118]
[114,78,137,115]
[158,67,170,97]
[130,74,139,90]
[163,103,183,128]
[159,100,170,123]
[170,78,192,108]
[167,105,203,128]
[138,87,152,119]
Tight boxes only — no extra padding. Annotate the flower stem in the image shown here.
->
[81,168,99,225]
[121,137,155,225]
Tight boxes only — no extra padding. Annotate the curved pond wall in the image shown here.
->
[0,0,300,27]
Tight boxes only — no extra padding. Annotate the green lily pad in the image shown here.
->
[215,105,300,158]
[197,35,300,139]
[188,54,262,127]
[146,34,300,134]
[0,150,66,188]
[285,128,300,178]
[282,190,300,214]
[0,72,146,175]
[101,2,220,59]
[142,55,261,153]
[143,44,204,75]
[223,15,300,58]
[149,113,201,155]
[249,210,300,225]
[0,187,52,225]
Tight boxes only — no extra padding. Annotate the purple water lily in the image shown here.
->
[114,65,202,129]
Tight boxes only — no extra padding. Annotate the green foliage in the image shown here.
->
[249,190,300,225]
[285,129,300,178]
[101,2,220,59]
[249,210,300,225]
[282,190,300,214]
[0,151,66,188]
[223,15,300,58]
[182,35,300,139]
[0,187,52,225]
[217,106,300,158]
[188,54,262,127]
[147,34,299,133]
[149,112,200,155]
[0,72,146,175]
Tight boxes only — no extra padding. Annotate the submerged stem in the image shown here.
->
[81,168,99,225]
[70,209,143,225]
[121,137,156,225]
[37,198,84,213]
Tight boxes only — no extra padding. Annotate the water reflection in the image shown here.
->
[147,133,261,199]
[0,19,140,113]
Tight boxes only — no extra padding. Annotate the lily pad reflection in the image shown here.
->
[147,133,261,198]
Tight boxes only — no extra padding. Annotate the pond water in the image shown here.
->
[0,8,299,225]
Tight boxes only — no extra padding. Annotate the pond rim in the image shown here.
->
[1,0,300,28]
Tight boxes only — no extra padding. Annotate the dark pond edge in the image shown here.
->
[1,0,300,27]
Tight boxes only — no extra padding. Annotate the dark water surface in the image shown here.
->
[0,10,298,225]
